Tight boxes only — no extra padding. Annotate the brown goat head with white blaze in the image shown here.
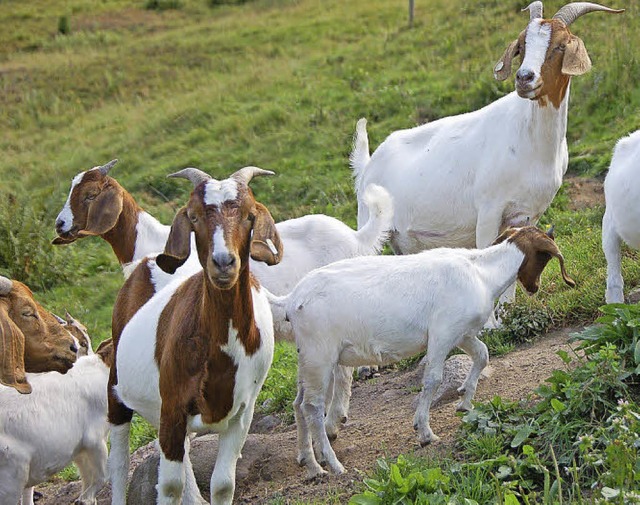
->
[494,2,623,107]
[156,166,283,287]
[0,276,78,394]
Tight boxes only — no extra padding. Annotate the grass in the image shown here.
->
[1,0,639,492]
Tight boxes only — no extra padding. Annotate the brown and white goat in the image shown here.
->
[0,276,78,394]
[53,159,172,266]
[108,167,282,505]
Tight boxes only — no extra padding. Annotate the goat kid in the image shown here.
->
[271,226,575,478]
[0,276,78,394]
[603,130,640,303]
[0,336,112,505]
[109,167,282,505]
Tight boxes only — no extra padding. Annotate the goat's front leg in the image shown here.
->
[74,438,108,505]
[158,409,189,505]
[413,338,449,446]
[108,421,131,505]
[21,487,35,505]
[299,360,344,477]
[455,335,489,412]
[209,405,255,505]
[325,365,353,441]
[603,210,624,303]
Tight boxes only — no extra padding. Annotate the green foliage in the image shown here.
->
[144,0,182,10]
[129,414,157,453]
[257,342,298,423]
[57,15,71,36]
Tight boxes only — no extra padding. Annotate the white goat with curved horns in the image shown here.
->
[351,1,622,315]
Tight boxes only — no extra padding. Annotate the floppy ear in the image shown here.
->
[156,207,192,274]
[539,240,576,288]
[494,38,520,81]
[78,185,124,237]
[250,202,283,266]
[0,301,31,394]
[95,338,114,368]
[562,35,592,76]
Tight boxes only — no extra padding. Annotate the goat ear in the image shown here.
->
[562,35,592,76]
[494,38,520,81]
[95,338,114,368]
[156,207,192,274]
[79,185,123,237]
[250,202,283,266]
[0,301,31,394]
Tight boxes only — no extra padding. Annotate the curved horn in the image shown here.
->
[232,166,275,185]
[0,276,13,296]
[522,1,544,20]
[168,167,212,188]
[98,159,118,176]
[553,2,624,27]
[546,224,556,238]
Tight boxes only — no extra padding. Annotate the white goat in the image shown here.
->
[351,2,622,311]
[109,167,281,505]
[603,130,640,303]
[270,226,575,478]
[0,340,112,505]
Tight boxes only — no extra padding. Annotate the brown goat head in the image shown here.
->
[493,226,576,294]
[156,167,283,290]
[53,159,124,244]
[0,277,78,393]
[494,2,623,107]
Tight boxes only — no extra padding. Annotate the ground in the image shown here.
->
[34,177,604,504]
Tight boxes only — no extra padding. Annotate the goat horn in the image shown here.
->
[168,167,213,188]
[522,1,544,20]
[546,224,556,238]
[53,313,67,325]
[98,159,118,176]
[232,166,275,185]
[552,2,624,26]
[0,276,13,295]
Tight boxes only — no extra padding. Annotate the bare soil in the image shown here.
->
[36,328,580,505]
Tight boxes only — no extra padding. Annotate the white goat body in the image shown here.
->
[602,129,640,303]
[272,227,574,478]
[0,354,110,505]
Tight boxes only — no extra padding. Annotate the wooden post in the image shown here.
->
[409,0,415,27]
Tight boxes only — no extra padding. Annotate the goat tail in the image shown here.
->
[355,184,394,254]
[349,117,370,196]
[263,287,290,324]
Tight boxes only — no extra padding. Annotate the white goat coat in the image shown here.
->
[355,91,569,253]
[0,355,109,505]
[602,129,640,303]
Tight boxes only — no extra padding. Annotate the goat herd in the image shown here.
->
[0,2,635,504]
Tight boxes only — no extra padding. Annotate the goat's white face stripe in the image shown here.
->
[520,20,552,79]
[212,226,230,257]
[57,171,87,232]
[204,179,238,206]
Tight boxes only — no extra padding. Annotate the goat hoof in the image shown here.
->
[306,467,328,480]
[456,400,473,412]
[340,415,348,424]
[297,456,306,467]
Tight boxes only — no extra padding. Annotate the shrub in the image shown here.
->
[57,15,70,35]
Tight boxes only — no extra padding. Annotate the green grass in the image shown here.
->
[2,0,639,488]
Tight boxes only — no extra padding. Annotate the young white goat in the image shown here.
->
[109,167,282,505]
[271,226,575,478]
[351,2,622,313]
[602,130,640,303]
[0,339,112,505]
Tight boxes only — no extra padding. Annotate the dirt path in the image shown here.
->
[37,327,580,504]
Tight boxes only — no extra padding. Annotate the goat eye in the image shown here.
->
[22,312,36,318]
[247,213,255,223]
[189,213,198,224]
[85,193,98,201]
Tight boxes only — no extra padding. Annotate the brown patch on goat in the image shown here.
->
[108,258,155,425]
[58,170,141,264]
[494,226,576,293]
[537,20,573,109]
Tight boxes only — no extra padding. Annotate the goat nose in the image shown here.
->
[516,69,535,84]
[70,343,78,353]
[55,218,64,231]
[213,254,236,270]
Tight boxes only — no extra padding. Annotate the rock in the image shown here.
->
[250,414,282,434]
[411,354,492,409]
[126,434,270,504]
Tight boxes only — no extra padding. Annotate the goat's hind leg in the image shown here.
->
[603,210,624,304]
[324,365,353,441]
[294,380,321,475]
[455,335,489,412]
[74,439,108,505]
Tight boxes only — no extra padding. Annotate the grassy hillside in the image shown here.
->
[0,0,637,366]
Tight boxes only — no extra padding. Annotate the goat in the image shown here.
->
[108,167,282,505]
[269,226,575,478]
[0,276,78,394]
[0,339,113,505]
[603,130,640,303]
[351,2,622,313]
